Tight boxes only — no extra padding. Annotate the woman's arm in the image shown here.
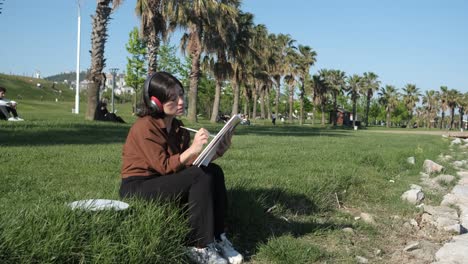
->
[180,128,210,165]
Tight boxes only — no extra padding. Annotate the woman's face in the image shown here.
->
[163,95,184,117]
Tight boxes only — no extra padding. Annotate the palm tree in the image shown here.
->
[86,0,122,121]
[402,84,421,128]
[321,69,346,126]
[439,86,449,129]
[269,33,296,117]
[346,74,363,128]
[172,0,238,122]
[362,72,380,127]
[229,12,255,116]
[250,24,269,120]
[446,89,460,130]
[457,92,468,130]
[135,0,168,74]
[378,85,399,128]
[312,74,328,126]
[422,90,438,128]
[202,2,240,123]
[295,45,316,125]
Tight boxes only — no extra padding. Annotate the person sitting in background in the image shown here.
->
[0,86,24,121]
[94,99,125,123]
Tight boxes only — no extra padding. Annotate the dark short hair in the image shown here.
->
[137,72,184,118]
[0,87,6,93]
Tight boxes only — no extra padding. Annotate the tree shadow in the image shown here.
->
[0,122,130,146]
[225,186,351,260]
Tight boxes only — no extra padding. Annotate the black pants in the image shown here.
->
[0,105,18,119]
[119,163,227,247]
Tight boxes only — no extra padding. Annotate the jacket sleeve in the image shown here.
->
[138,125,185,175]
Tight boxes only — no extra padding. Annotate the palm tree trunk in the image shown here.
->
[386,109,391,128]
[266,89,271,120]
[210,79,222,123]
[147,31,160,74]
[288,85,294,122]
[365,91,371,127]
[321,103,326,126]
[450,108,455,130]
[231,74,239,115]
[299,87,304,125]
[333,92,338,126]
[260,88,265,119]
[352,99,357,128]
[187,24,202,123]
[252,90,258,120]
[440,112,445,129]
[87,0,112,121]
[274,76,281,116]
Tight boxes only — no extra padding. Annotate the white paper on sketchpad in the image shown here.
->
[68,199,129,211]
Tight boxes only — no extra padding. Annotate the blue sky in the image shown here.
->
[0,0,467,92]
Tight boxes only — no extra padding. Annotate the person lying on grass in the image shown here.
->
[119,72,242,264]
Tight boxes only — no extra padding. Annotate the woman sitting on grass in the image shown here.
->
[119,72,242,264]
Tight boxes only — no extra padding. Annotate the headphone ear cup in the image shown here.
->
[143,73,161,114]
[150,96,163,113]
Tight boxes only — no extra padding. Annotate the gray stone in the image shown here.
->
[407,156,415,165]
[451,138,462,145]
[359,212,375,224]
[403,241,420,251]
[434,233,468,263]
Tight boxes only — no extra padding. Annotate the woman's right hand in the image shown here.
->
[189,128,210,155]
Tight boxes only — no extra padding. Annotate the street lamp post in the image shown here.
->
[109,68,119,113]
[74,0,82,114]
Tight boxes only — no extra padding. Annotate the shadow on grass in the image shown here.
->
[0,122,130,146]
[226,186,350,260]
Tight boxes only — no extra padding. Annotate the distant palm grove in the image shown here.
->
[85,0,466,130]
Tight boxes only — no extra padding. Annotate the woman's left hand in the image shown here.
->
[213,130,233,160]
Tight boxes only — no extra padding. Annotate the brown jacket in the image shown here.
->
[121,116,194,178]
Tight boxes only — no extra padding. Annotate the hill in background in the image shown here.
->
[44,71,88,83]
[0,73,76,102]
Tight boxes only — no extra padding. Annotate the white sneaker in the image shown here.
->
[7,117,24,121]
[215,234,243,264]
[187,243,228,264]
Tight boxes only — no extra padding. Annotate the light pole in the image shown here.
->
[74,0,82,114]
[109,68,119,113]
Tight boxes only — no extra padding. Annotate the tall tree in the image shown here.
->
[86,0,122,120]
[421,90,438,128]
[312,74,328,126]
[446,89,460,130]
[295,45,316,125]
[125,27,147,113]
[321,69,346,126]
[135,0,168,74]
[439,86,449,129]
[378,85,399,128]
[202,1,240,123]
[362,72,380,127]
[269,33,295,117]
[346,74,363,128]
[172,0,238,122]
[402,83,421,128]
[229,12,255,116]
[458,92,468,130]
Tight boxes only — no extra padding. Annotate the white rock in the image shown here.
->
[401,189,425,204]
[434,233,468,262]
[355,256,369,263]
[407,157,415,165]
[451,138,462,145]
[403,241,420,251]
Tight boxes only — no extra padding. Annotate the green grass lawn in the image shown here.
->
[0,99,456,263]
